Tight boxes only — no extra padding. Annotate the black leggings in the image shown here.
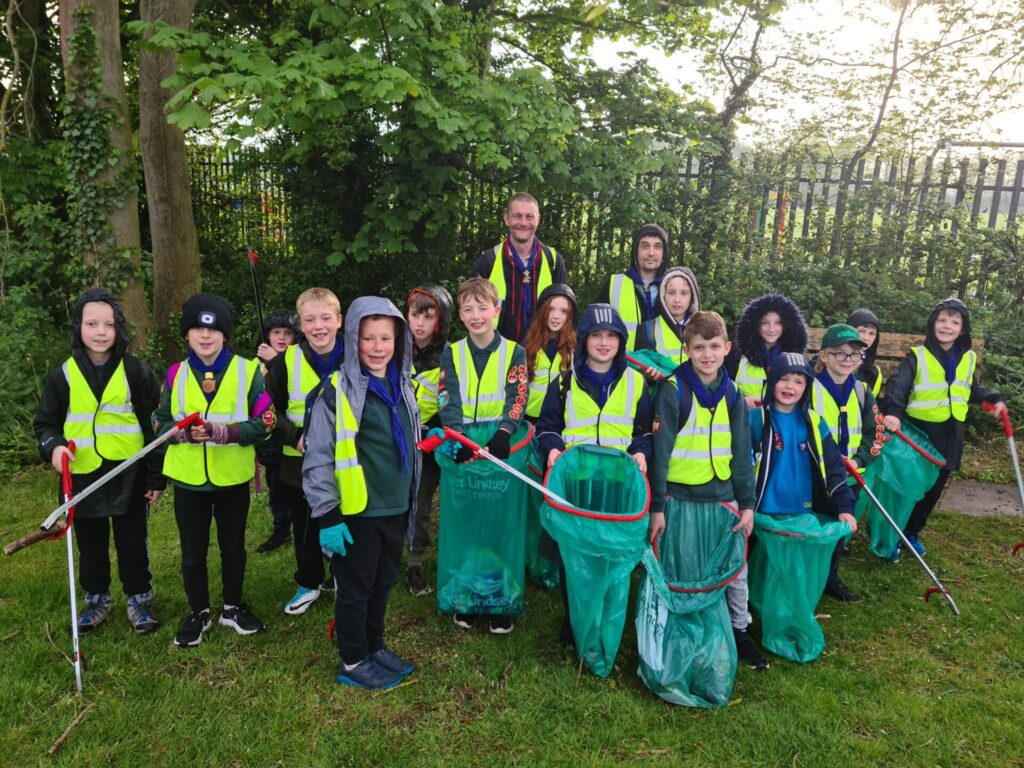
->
[74,498,152,596]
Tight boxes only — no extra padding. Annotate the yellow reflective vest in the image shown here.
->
[164,356,258,487]
[283,344,322,457]
[62,358,143,474]
[608,273,644,350]
[811,378,865,458]
[527,347,563,419]
[330,372,369,516]
[906,346,976,423]
[486,239,556,329]
[451,337,515,423]
[667,382,732,484]
[649,315,688,366]
[735,356,766,400]
[563,368,644,450]
[412,367,441,425]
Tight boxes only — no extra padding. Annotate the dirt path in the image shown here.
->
[942,479,1022,517]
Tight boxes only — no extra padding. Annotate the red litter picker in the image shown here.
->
[982,402,1024,555]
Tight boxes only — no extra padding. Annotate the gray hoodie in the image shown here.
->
[302,297,422,542]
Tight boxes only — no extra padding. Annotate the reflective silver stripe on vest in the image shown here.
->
[564,367,637,433]
[288,346,306,426]
[458,338,510,405]
[63,361,137,419]
[177,360,249,422]
[413,374,438,395]
[911,347,954,408]
[334,456,360,470]
[98,403,135,414]
[69,438,95,448]
[609,274,638,334]
[94,424,142,435]
[735,358,762,385]
[335,428,359,441]
[670,399,731,459]
[65,413,94,423]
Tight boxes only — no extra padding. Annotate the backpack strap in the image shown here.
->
[852,378,865,409]
[673,374,693,432]
[165,361,182,392]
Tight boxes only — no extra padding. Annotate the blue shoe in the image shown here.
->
[127,592,159,634]
[284,585,321,615]
[888,545,901,563]
[371,646,415,676]
[905,534,926,556]
[77,592,112,633]
[336,658,403,689]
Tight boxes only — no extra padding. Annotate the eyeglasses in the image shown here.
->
[827,350,864,362]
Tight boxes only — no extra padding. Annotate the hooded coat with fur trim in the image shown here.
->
[726,293,809,379]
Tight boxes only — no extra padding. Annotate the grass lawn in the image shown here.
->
[2,465,1024,767]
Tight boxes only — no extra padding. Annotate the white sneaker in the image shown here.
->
[284,586,321,615]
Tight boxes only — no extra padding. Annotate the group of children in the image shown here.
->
[33,212,1008,693]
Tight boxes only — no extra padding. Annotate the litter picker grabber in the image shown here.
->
[843,456,960,616]
[416,426,573,509]
[4,413,200,555]
[59,444,84,692]
[981,401,1024,555]
[247,248,266,344]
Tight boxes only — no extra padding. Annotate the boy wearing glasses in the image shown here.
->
[811,324,881,602]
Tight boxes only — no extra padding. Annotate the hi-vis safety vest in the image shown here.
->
[811,378,866,458]
[526,347,563,419]
[330,372,369,516]
[867,363,883,398]
[667,384,732,484]
[283,344,322,456]
[412,368,441,425]
[754,409,828,484]
[62,358,143,474]
[649,315,688,365]
[906,346,976,423]
[164,356,257,487]
[563,368,644,450]
[487,240,556,328]
[451,337,515,423]
[608,273,643,349]
[735,356,766,400]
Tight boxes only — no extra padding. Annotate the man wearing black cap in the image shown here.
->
[597,223,671,351]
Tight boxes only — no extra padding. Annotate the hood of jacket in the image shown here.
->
[655,266,701,327]
[735,293,809,367]
[763,351,815,410]
[71,287,130,362]
[629,223,670,279]
[536,283,578,326]
[341,296,415,422]
[926,296,972,354]
[846,307,880,366]
[408,285,453,370]
[574,303,628,378]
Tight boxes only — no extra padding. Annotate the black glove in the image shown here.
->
[454,445,476,464]
[485,429,511,460]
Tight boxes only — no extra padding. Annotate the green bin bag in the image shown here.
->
[854,422,946,558]
[436,422,534,616]
[525,445,560,589]
[635,499,747,708]
[748,513,852,664]
[540,445,650,677]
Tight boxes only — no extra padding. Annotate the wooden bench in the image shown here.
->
[807,328,984,380]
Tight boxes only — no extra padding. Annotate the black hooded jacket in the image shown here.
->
[596,224,671,345]
[410,285,453,373]
[884,297,1003,470]
[726,293,809,377]
[847,308,883,395]
[33,289,165,517]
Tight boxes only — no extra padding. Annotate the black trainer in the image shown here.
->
[174,609,212,647]
[488,616,514,635]
[407,566,432,597]
[219,604,266,635]
[256,529,291,554]
[734,627,769,671]
[824,579,862,602]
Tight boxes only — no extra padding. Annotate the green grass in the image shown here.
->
[2,466,1024,767]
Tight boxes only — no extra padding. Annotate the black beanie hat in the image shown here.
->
[263,309,299,336]
[180,293,234,339]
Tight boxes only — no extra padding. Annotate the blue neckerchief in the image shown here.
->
[188,347,234,402]
[579,362,617,409]
[506,235,540,326]
[363,361,409,471]
[313,337,344,379]
[941,345,963,385]
[625,265,662,315]
[763,343,783,370]
[815,370,856,454]
[676,360,730,410]
[545,336,559,360]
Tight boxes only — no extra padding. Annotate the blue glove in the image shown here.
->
[436,439,462,461]
[320,523,353,557]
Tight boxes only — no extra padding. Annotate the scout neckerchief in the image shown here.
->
[815,369,856,455]
[363,360,410,471]
[505,235,540,335]
[676,359,731,413]
[187,347,234,402]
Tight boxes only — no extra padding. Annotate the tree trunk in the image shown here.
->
[60,0,149,348]
[139,0,200,361]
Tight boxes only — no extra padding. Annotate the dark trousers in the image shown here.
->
[74,498,152,596]
[330,513,406,665]
[276,480,325,589]
[905,469,951,537]
[174,484,250,613]
[266,463,291,533]
[408,452,440,568]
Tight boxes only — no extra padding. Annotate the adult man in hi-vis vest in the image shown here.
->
[596,223,671,351]
[472,192,568,343]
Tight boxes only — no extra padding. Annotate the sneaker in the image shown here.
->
[284,586,321,615]
[174,609,211,647]
[888,544,901,563]
[905,534,926,556]
[371,645,416,676]
[453,613,476,629]
[256,529,291,554]
[126,592,160,634]
[219,604,266,635]
[336,657,403,690]
[824,579,862,602]
[77,592,112,633]
[407,566,432,597]
[734,627,769,671]
[320,578,335,593]
[488,616,514,635]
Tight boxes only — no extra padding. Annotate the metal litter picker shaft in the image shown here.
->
[61,444,84,691]
[843,456,959,616]
[982,402,1024,555]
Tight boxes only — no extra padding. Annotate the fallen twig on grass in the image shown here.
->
[48,704,92,755]
[44,622,73,667]
[1,628,22,642]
